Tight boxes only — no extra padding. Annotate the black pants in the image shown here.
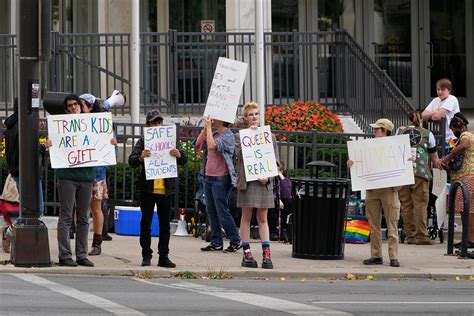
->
[139,192,172,260]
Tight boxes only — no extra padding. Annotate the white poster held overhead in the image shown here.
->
[239,125,278,182]
[47,112,116,168]
[347,134,414,191]
[204,57,248,123]
[144,125,178,180]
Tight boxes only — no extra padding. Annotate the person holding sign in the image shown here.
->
[196,116,241,253]
[397,111,439,245]
[128,111,188,268]
[347,118,401,267]
[52,94,96,267]
[234,102,279,269]
[79,93,117,255]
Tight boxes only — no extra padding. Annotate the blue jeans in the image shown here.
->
[204,175,240,246]
[12,176,44,217]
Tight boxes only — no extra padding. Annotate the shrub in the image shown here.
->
[265,100,343,141]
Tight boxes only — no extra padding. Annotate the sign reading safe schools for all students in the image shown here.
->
[239,125,278,182]
[204,57,248,123]
[47,113,116,168]
[144,125,177,180]
[347,134,414,191]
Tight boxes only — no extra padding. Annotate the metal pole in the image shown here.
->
[131,0,140,124]
[12,0,51,267]
[255,0,265,126]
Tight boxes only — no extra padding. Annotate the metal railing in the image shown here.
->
[1,30,415,131]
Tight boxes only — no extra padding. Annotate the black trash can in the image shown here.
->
[291,161,350,260]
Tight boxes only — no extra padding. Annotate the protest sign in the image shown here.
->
[144,125,177,180]
[47,113,116,168]
[432,169,448,197]
[204,57,248,123]
[347,134,414,191]
[239,125,278,182]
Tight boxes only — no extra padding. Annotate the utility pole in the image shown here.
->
[255,0,265,126]
[11,0,51,267]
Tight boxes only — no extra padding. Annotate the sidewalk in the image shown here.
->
[1,223,473,279]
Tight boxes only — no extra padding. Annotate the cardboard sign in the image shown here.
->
[143,125,177,180]
[347,135,414,191]
[432,169,448,197]
[239,126,278,182]
[47,113,116,168]
[204,57,248,123]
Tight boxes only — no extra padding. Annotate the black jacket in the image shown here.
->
[128,137,187,196]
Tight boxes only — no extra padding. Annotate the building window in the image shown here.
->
[272,0,298,32]
[318,0,355,36]
[169,0,225,32]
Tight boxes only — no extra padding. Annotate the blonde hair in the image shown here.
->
[408,111,423,127]
[243,102,259,118]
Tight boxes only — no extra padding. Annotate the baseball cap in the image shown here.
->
[79,93,96,106]
[146,110,163,122]
[369,118,394,132]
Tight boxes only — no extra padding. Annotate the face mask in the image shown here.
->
[454,131,462,138]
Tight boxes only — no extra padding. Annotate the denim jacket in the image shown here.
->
[197,128,237,186]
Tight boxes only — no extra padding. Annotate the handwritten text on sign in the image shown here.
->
[47,113,116,168]
[204,57,248,123]
[144,125,177,180]
[347,134,414,191]
[240,126,278,182]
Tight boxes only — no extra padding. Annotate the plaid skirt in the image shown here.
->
[236,181,274,209]
[452,174,474,214]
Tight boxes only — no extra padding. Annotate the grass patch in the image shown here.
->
[175,271,199,279]
[205,267,232,280]
[130,270,154,279]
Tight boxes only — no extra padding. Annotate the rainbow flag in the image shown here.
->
[447,138,456,149]
[345,219,370,244]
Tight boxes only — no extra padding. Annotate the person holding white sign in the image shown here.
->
[53,94,96,267]
[128,111,188,268]
[396,111,439,246]
[234,102,279,269]
[347,118,401,267]
[196,116,241,253]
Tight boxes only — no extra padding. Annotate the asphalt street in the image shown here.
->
[1,274,473,315]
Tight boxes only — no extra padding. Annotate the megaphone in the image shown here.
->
[103,90,126,110]
[42,91,70,115]
[174,208,189,237]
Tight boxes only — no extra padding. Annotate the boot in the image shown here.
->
[261,246,273,269]
[88,234,102,256]
[241,248,258,268]
[158,256,176,268]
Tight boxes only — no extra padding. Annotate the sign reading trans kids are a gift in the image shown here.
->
[47,113,116,168]
[239,125,278,182]
[347,134,414,191]
[144,125,177,180]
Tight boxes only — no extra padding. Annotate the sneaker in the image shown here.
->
[390,259,400,267]
[158,257,176,268]
[69,231,75,239]
[76,258,94,267]
[363,257,383,265]
[415,238,435,245]
[141,258,151,267]
[102,234,113,241]
[241,249,258,268]
[200,243,223,251]
[454,241,474,248]
[261,247,273,269]
[224,243,242,253]
[88,246,102,256]
[58,258,78,267]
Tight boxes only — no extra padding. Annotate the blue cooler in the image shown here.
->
[114,206,160,237]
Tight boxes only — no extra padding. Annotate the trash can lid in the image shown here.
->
[306,161,337,169]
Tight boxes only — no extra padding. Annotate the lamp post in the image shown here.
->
[11,0,51,267]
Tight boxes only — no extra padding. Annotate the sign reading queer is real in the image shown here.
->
[204,57,248,123]
[47,113,116,168]
[347,134,414,191]
[144,125,177,180]
[240,126,278,182]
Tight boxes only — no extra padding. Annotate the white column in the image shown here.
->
[131,0,140,123]
[255,0,265,125]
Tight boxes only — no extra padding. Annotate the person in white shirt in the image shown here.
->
[422,78,460,143]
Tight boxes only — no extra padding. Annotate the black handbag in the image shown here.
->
[449,152,465,171]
